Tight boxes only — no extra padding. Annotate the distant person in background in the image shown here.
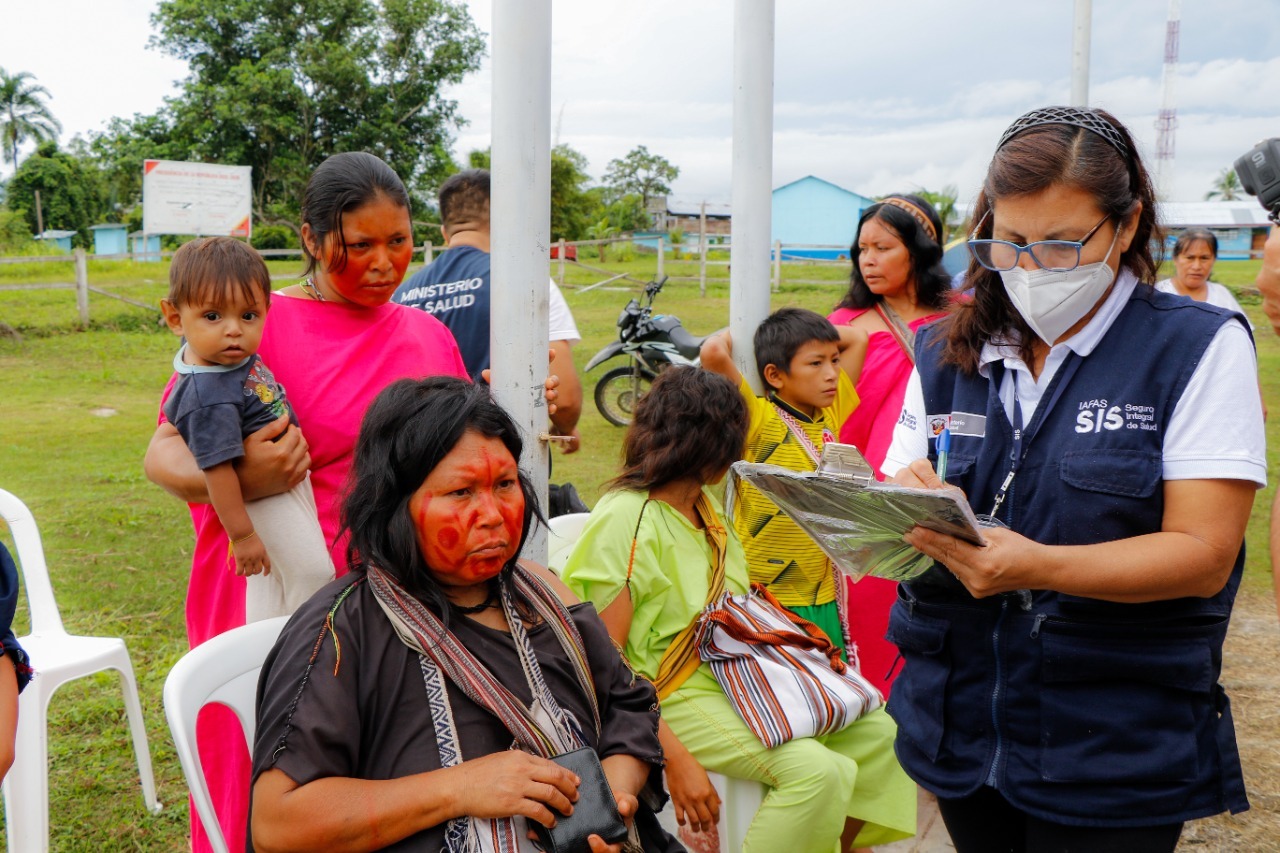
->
[826,194,952,697]
[393,168,584,453]
[0,543,31,783]
[1157,229,1265,421]
[1155,230,1250,321]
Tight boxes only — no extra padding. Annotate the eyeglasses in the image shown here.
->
[967,211,1112,272]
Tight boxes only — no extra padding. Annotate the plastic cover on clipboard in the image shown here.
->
[727,443,986,583]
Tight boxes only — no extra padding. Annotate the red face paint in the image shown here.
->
[408,432,525,590]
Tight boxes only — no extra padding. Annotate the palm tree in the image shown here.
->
[1205,168,1242,201]
[0,68,61,167]
[919,186,961,242]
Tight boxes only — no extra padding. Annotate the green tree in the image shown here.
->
[548,144,593,241]
[86,113,177,217]
[918,185,961,243]
[603,145,680,212]
[462,143,594,240]
[5,141,108,243]
[137,0,484,227]
[0,68,61,167]
[584,217,617,261]
[1206,168,1242,201]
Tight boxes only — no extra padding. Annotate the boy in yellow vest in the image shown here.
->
[700,307,864,651]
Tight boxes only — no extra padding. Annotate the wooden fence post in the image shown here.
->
[424,242,434,264]
[772,240,782,292]
[699,202,708,296]
[557,238,566,286]
[657,236,665,280]
[74,248,90,328]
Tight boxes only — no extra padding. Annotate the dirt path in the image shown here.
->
[1180,588,1280,851]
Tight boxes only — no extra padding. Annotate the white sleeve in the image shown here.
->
[880,367,931,478]
[1162,320,1266,486]
[548,281,580,344]
[1210,283,1253,330]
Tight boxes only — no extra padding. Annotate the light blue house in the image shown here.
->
[131,231,162,262]
[89,223,129,256]
[34,230,77,253]
[771,176,876,260]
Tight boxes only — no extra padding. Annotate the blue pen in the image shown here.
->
[936,427,951,482]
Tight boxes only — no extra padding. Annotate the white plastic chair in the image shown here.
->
[657,770,767,852]
[0,488,163,852]
[163,615,289,853]
[546,511,591,573]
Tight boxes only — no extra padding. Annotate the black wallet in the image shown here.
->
[532,747,629,853]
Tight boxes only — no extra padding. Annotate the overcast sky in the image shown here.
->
[2,0,1278,207]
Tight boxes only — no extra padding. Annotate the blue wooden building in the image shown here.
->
[89,223,129,256]
[771,176,876,260]
[34,230,77,253]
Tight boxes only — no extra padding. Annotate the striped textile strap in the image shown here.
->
[652,491,728,700]
[366,562,597,757]
[874,301,917,364]
[773,404,832,468]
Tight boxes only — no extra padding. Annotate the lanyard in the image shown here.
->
[987,352,1083,522]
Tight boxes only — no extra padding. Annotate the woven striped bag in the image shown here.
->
[696,583,884,748]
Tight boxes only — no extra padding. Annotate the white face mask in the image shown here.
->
[998,227,1120,344]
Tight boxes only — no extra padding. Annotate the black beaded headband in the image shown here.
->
[996,106,1130,160]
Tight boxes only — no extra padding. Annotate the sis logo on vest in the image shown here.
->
[1075,398,1160,433]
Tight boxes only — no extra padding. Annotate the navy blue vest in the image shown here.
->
[885,287,1249,825]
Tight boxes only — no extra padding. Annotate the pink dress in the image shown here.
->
[159,296,467,853]
[827,305,945,697]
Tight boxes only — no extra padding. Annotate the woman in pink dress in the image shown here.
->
[827,194,952,697]
[144,152,469,853]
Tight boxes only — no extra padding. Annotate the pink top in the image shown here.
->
[827,306,945,479]
[160,296,468,647]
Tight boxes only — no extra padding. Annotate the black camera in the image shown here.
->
[1234,138,1280,224]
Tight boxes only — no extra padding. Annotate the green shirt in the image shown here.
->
[561,488,750,695]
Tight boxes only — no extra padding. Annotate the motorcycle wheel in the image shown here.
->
[594,365,657,427]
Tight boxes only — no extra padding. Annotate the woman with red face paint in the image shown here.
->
[144,152,471,853]
[249,377,676,853]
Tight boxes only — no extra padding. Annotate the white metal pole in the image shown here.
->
[491,0,552,560]
[730,0,775,395]
[1071,0,1092,107]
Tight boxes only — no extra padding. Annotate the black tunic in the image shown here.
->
[250,574,664,851]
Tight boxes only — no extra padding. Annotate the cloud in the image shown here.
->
[4,0,1277,213]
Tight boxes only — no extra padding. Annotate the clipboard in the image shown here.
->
[728,443,986,582]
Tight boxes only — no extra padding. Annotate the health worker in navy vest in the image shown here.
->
[879,106,1266,853]
[392,169,584,453]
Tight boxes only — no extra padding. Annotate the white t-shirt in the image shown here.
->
[1155,278,1252,329]
[549,281,580,344]
[882,271,1266,487]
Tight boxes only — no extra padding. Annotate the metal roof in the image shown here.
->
[1157,201,1272,228]
[665,197,733,217]
[36,230,78,239]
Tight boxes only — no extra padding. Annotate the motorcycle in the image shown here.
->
[584,276,710,426]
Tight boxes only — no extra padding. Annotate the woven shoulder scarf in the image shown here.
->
[648,491,728,700]
[367,563,600,853]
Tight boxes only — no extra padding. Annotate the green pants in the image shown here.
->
[664,683,916,852]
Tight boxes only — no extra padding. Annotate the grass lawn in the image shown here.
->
[0,254,1275,849]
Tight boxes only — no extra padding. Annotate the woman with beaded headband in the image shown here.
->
[827,192,952,699]
[880,106,1264,851]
